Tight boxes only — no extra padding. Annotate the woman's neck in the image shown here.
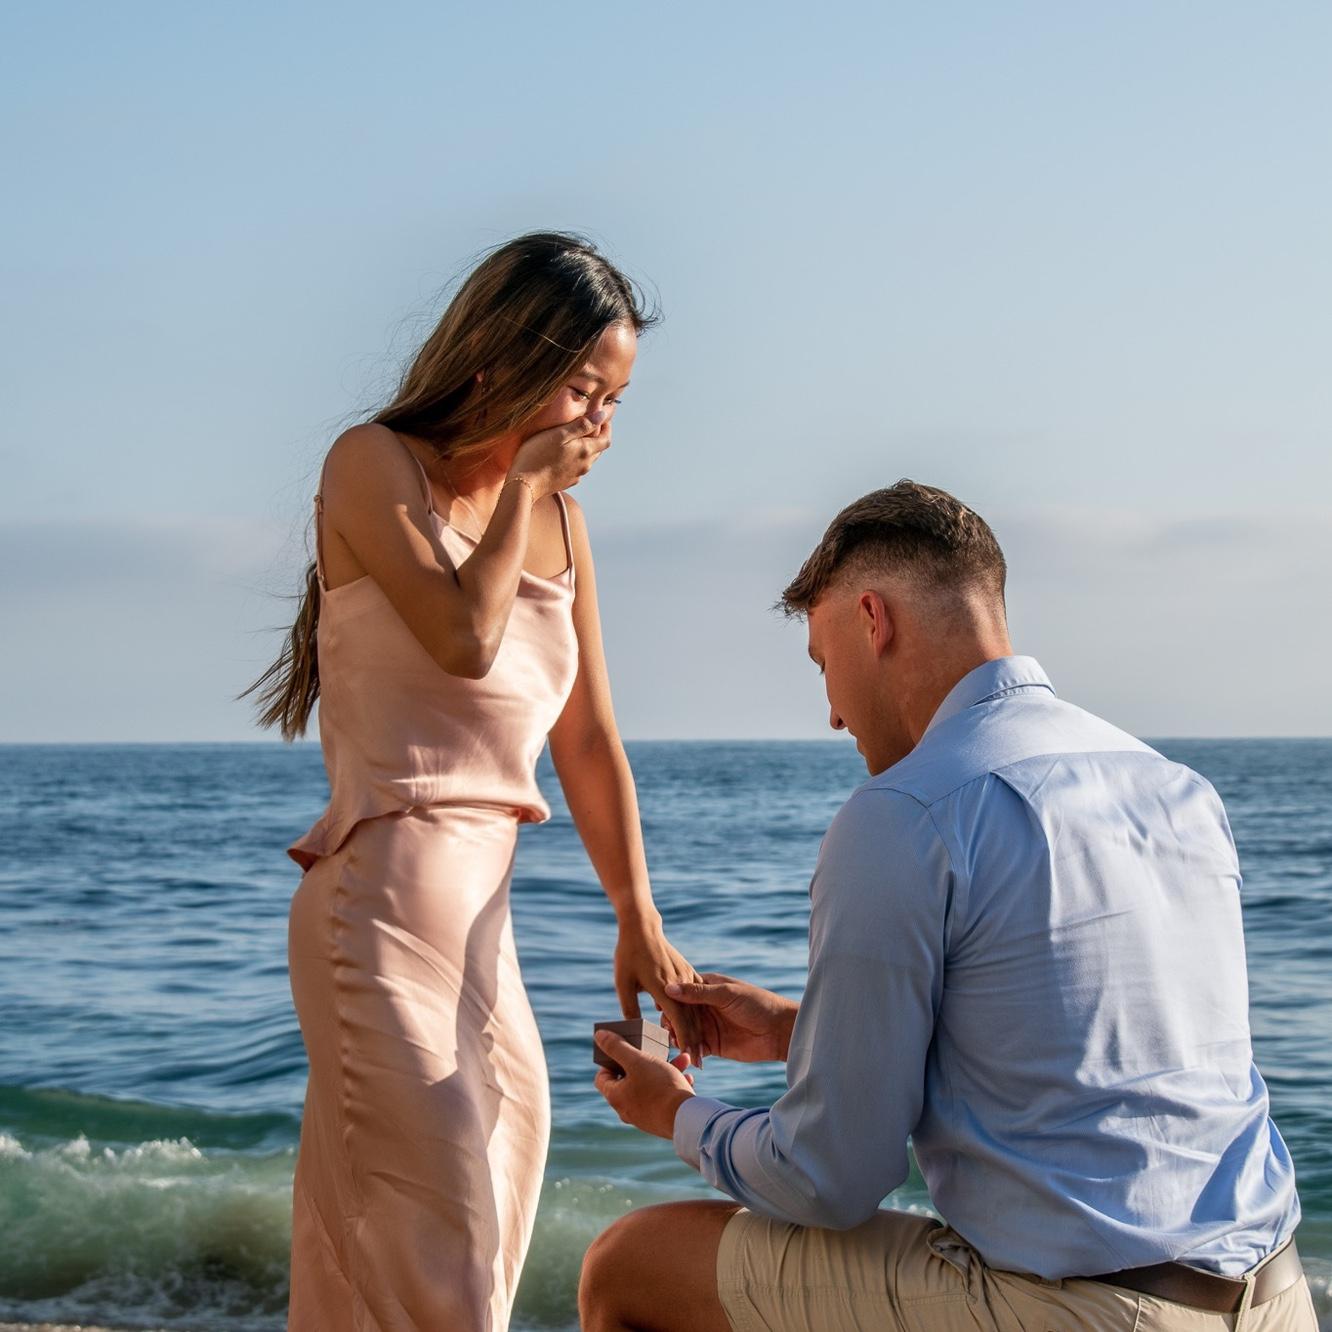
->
[433,433,523,525]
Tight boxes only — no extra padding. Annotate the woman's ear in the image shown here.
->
[469,369,488,428]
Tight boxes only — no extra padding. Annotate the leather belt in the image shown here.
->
[1088,1239,1303,1313]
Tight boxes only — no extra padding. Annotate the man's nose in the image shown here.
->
[829,707,846,732]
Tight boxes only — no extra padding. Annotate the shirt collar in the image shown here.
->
[923,655,1055,736]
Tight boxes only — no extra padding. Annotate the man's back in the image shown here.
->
[866,657,1300,1275]
[678,657,1299,1280]
[587,477,1315,1331]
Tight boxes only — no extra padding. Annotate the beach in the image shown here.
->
[2,739,1330,1330]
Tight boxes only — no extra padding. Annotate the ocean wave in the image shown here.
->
[1,1117,1327,1331]
[0,1086,298,1153]
[0,1124,292,1330]
[0,1118,697,1332]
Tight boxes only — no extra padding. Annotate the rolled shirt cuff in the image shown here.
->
[673,1093,733,1171]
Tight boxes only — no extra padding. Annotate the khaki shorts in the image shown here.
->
[716,1208,1318,1332]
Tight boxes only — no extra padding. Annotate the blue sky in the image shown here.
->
[3,2,1329,740]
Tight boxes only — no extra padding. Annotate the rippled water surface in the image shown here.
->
[1,740,1329,1329]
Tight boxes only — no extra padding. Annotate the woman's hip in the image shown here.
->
[291,802,522,944]
[287,801,538,1065]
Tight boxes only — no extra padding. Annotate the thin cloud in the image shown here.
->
[0,518,299,594]
[2,509,1328,741]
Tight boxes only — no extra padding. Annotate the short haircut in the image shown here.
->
[779,480,1007,618]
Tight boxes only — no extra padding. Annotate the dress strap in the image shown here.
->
[312,455,331,592]
[398,439,437,517]
[312,438,437,595]
[554,490,576,585]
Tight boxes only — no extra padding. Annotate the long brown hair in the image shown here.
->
[242,231,658,740]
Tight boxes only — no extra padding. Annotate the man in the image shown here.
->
[582,481,1313,1331]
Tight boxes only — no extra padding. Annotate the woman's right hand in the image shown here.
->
[509,411,610,497]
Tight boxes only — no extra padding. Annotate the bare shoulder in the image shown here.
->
[556,493,599,595]
[560,490,591,542]
[321,423,424,514]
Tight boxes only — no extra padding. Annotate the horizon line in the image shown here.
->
[2,735,1330,747]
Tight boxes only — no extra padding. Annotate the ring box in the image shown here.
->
[593,1018,671,1075]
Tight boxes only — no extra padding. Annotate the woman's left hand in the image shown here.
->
[614,921,707,1067]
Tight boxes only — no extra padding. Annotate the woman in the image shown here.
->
[245,232,703,1330]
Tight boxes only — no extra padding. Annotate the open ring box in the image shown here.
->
[593,1018,671,1076]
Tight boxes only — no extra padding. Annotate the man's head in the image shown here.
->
[780,481,1013,775]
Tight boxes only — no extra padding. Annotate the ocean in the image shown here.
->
[1,739,1329,1330]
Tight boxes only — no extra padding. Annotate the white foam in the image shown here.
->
[1302,1263,1332,1329]
[0,1131,28,1160]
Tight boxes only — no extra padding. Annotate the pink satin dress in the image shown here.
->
[285,442,579,1331]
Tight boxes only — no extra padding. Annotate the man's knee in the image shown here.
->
[580,1205,662,1323]
[580,1202,738,1332]
[580,1210,631,1289]
[582,1203,673,1290]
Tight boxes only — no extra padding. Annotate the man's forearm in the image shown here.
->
[669,789,946,1230]
[672,1096,900,1231]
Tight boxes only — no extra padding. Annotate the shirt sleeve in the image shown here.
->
[673,786,952,1230]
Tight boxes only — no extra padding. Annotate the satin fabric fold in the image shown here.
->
[288,805,549,1330]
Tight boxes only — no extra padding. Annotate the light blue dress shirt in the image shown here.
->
[674,657,1300,1278]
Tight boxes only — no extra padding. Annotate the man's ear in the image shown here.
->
[859,590,894,657]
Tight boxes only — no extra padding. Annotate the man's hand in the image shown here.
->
[594,1030,695,1140]
[614,922,707,1067]
[661,973,798,1063]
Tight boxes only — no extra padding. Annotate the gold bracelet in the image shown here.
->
[504,474,538,503]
